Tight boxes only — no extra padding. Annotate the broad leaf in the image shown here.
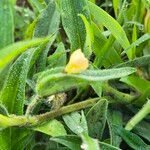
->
[107,110,122,147]
[51,135,82,150]
[80,133,100,150]
[63,111,88,135]
[51,135,121,150]
[63,112,100,150]
[33,119,67,137]
[86,99,108,140]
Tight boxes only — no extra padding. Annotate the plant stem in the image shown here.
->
[25,95,40,116]
[0,98,100,128]
[125,100,150,131]
[103,82,136,103]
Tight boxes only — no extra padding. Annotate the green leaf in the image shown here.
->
[0,44,51,150]
[107,110,122,147]
[51,135,121,150]
[11,128,33,150]
[33,1,60,71]
[100,142,121,150]
[91,82,102,97]
[34,1,60,37]
[0,36,50,69]
[88,2,131,59]
[133,121,150,142]
[79,14,94,57]
[0,65,11,91]
[63,111,88,135]
[28,0,46,12]
[33,119,67,137]
[115,55,150,68]
[60,0,90,51]
[115,126,150,150]
[0,0,14,49]
[51,135,82,150]
[92,22,122,67]
[36,67,136,96]
[120,75,150,94]
[0,104,9,116]
[0,49,35,114]
[47,42,67,67]
[0,129,11,150]
[86,99,108,140]
[123,33,150,54]
[80,133,100,150]
[113,0,119,17]
[63,111,100,150]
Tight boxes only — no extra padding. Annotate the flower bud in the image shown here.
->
[65,49,89,73]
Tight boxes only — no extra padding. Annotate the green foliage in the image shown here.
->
[115,126,150,150]
[0,0,149,149]
[0,36,51,69]
[36,67,135,96]
[33,119,67,136]
[0,0,14,49]
[60,0,90,51]
[86,99,108,140]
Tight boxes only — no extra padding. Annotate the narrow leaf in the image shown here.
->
[120,75,150,94]
[60,0,90,51]
[115,126,150,150]
[79,14,94,57]
[115,55,150,68]
[0,49,35,114]
[47,42,67,67]
[0,0,14,49]
[36,67,136,96]
[88,2,131,59]
[33,0,60,71]
[0,37,50,69]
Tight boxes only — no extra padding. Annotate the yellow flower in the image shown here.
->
[65,49,89,73]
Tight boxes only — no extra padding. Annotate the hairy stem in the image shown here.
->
[0,98,100,128]
[25,95,40,116]
[125,100,150,131]
[103,82,136,103]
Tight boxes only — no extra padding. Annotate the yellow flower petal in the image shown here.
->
[65,49,89,74]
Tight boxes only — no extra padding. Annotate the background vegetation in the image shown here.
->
[0,0,150,149]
